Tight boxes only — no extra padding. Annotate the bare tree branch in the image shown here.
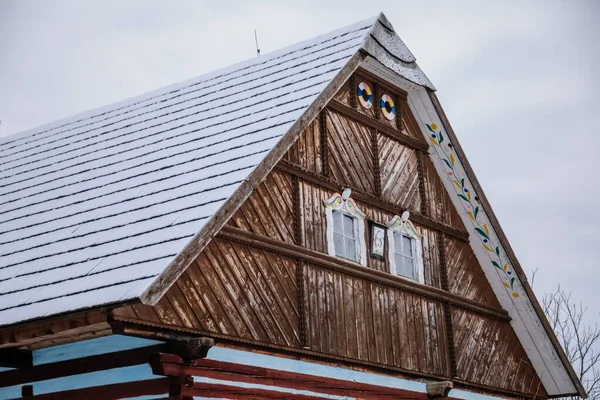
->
[542,285,600,400]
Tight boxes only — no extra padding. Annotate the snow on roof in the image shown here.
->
[0,14,432,327]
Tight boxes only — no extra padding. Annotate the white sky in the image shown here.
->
[0,0,599,324]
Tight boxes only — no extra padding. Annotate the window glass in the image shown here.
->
[343,215,354,237]
[332,210,358,261]
[394,232,415,279]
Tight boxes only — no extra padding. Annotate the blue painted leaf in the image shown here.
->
[475,227,489,239]
[491,261,502,269]
[458,194,470,202]
[443,159,454,170]
[495,246,500,257]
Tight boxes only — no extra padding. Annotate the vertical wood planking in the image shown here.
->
[305,263,448,376]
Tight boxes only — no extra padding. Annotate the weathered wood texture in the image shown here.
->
[325,109,376,194]
[452,308,546,397]
[306,262,449,376]
[378,134,421,212]
[114,238,300,347]
[282,118,322,175]
[227,169,296,244]
[445,236,501,307]
[422,154,466,232]
[111,71,546,398]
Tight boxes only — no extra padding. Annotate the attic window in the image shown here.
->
[323,190,367,266]
[387,212,424,283]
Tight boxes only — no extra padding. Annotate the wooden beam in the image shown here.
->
[186,382,329,400]
[20,377,170,400]
[0,344,167,388]
[327,100,429,152]
[275,160,470,242]
[0,310,110,350]
[151,353,463,400]
[111,321,546,400]
[0,348,32,369]
[217,225,509,321]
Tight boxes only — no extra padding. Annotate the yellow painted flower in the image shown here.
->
[430,123,438,130]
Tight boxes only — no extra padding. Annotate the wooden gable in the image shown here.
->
[112,70,547,398]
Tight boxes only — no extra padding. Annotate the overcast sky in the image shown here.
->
[1,1,599,324]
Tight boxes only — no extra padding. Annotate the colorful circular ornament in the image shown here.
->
[380,94,396,120]
[356,81,373,109]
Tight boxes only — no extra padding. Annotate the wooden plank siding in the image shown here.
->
[227,169,296,244]
[378,134,421,212]
[452,308,547,397]
[422,153,467,232]
[325,108,376,194]
[111,72,547,399]
[306,262,449,376]
[445,236,502,308]
[115,239,300,347]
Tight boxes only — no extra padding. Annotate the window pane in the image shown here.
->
[403,256,415,279]
[345,237,356,260]
[393,233,402,255]
[334,233,344,256]
[402,235,413,257]
[394,254,404,275]
[343,215,354,237]
[333,211,343,234]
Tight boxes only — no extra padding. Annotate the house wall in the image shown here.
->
[112,71,545,398]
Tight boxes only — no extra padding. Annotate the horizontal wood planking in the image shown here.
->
[283,118,322,175]
[276,161,469,242]
[151,352,460,400]
[113,317,544,400]
[421,153,467,232]
[122,238,300,347]
[0,344,166,387]
[22,378,170,400]
[218,225,509,321]
[452,307,546,397]
[305,263,449,376]
[228,169,296,244]
[445,236,501,308]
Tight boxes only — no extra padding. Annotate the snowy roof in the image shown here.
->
[0,14,433,327]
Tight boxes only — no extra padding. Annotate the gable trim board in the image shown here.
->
[0,13,584,398]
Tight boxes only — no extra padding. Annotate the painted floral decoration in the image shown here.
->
[426,123,519,298]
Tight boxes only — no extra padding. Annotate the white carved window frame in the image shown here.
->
[323,193,367,266]
[387,215,424,284]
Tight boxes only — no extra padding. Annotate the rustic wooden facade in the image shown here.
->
[0,13,585,400]
[102,70,543,398]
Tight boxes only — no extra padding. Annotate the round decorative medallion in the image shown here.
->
[380,94,396,120]
[356,81,373,109]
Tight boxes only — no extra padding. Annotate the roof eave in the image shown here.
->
[139,50,367,306]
